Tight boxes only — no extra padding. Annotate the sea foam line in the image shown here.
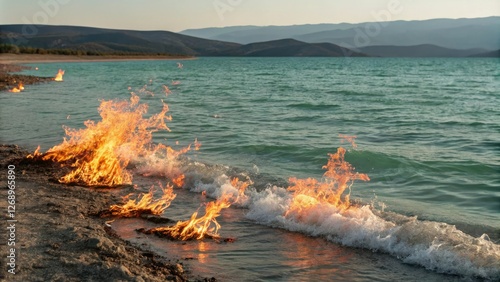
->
[188,172,500,280]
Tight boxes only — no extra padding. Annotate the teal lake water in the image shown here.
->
[1,57,499,281]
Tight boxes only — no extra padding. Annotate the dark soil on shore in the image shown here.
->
[0,64,54,92]
[0,145,216,282]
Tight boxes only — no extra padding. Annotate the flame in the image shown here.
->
[339,134,357,149]
[54,69,65,81]
[171,80,181,85]
[230,177,252,197]
[33,94,171,186]
[172,174,185,187]
[106,183,176,217]
[162,85,171,96]
[286,147,370,215]
[8,82,24,93]
[147,196,231,240]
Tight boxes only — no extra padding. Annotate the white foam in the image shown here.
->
[144,160,500,279]
[192,172,500,279]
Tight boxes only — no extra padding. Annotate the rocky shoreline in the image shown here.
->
[0,145,216,282]
[0,63,54,92]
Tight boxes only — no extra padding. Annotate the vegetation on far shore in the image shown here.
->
[0,43,190,57]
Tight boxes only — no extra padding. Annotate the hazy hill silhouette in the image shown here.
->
[181,17,500,50]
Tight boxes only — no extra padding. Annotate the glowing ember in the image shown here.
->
[144,196,231,240]
[104,183,176,218]
[54,69,65,81]
[32,93,171,187]
[286,147,370,214]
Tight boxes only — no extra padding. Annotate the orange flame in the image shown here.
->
[8,82,24,93]
[231,177,252,197]
[106,183,176,217]
[286,147,370,214]
[339,134,357,149]
[34,94,171,186]
[172,174,185,188]
[148,196,231,240]
[54,69,64,81]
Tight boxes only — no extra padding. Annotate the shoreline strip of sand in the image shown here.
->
[0,53,196,64]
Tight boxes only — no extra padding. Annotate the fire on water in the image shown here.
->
[102,183,176,218]
[54,69,65,81]
[141,196,232,241]
[8,82,24,93]
[27,92,196,187]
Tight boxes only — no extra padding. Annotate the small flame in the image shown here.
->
[106,183,176,218]
[162,85,171,96]
[286,147,370,215]
[54,69,65,81]
[33,94,171,187]
[8,82,24,93]
[230,177,252,197]
[172,174,185,188]
[147,196,231,240]
[339,134,358,149]
[171,80,181,85]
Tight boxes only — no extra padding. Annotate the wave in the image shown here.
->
[186,172,500,280]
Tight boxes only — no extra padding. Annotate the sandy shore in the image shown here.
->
[0,145,215,281]
[0,53,195,64]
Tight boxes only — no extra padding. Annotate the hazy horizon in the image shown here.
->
[0,0,499,32]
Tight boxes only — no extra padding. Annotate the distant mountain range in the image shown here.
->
[359,44,488,58]
[0,19,499,58]
[0,25,240,56]
[0,24,366,57]
[181,17,500,51]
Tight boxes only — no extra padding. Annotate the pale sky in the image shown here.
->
[0,0,499,32]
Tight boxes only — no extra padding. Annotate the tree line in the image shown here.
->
[0,43,177,57]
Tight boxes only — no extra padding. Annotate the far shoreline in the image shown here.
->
[0,53,196,64]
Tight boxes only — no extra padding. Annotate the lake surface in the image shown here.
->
[1,57,499,281]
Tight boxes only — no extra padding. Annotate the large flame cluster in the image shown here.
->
[35,93,170,186]
[26,69,371,242]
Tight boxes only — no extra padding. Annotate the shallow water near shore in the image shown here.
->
[1,57,499,281]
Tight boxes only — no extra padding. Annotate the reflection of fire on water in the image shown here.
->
[140,196,232,241]
[101,183,176,218]
[54,69,65,81]
[28,93,173,187]
[286,146,370,217]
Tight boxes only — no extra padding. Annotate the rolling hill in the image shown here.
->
[0,25,366,57]
[359,44,488,57]
[208,39,367,57]
[0,25,240,56]
[181,17,500,50]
